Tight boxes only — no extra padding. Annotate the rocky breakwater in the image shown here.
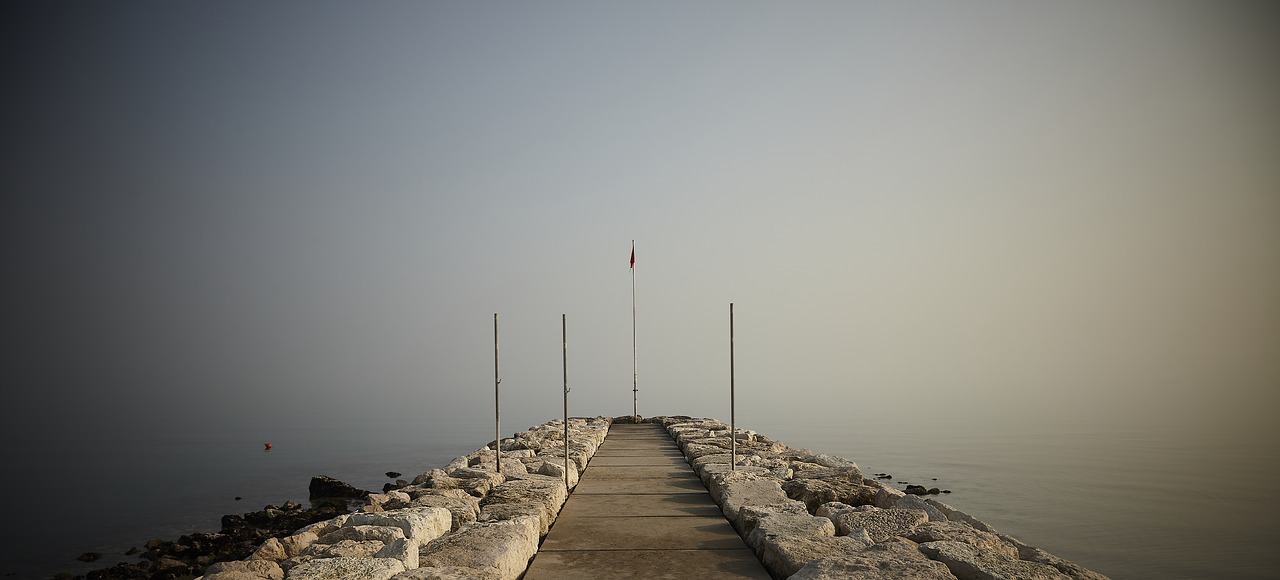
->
[656,416,1110,580]
[195,417,610,580]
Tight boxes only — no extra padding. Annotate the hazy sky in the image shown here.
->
[3,1,1277,439]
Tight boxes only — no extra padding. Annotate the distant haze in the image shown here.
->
[2,1,1277,443]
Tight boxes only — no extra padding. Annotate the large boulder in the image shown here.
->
[828,507,929,541]
[919,540,1070,580]
[408,493,481,531]
[905,521,1018,559]
[202,559,284,580]
[996,533,1112,580]
[894,495,949,522]
[391,566,502,579]
[417,516,539,580]
[788,540,955,579]
[707,471,790,531]
[783,478,880,511]
[287,556,406,580]
[756,534,873,578]
[479,477,568,536]
[309,475,370,499]
[346,507,452,544]
[925,499,997,533]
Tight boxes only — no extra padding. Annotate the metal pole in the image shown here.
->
[494,313,501,476]
[631,240,638,419]
[730,302,736,471]
[563,313,570,490]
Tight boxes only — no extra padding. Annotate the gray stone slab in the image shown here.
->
[524,549,770,580]
[589,455,688,467]
[598,441,680,450]
[580,466,695,480]
[573,476,707,495]
[539,516,747,550]
[592,447,685,457]
[556,493,724,518]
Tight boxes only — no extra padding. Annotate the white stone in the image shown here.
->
[203,559,284,580]
[789,540,955,579]
[376,537,420,570]
[286,556,406,580]
[926,499,996,533]
[829,507,928,541]
[894,494,949,522]
[347,507,452,544]
[919,540,1071,580]
[417,516,539,580]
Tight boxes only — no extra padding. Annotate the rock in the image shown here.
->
[782,478,880,511]
[248,537,286,561]
[124,547,140,555]
[707,471,790,531]
[924,499,997,533]
[387,472,402,478]
[929,487,942,494]
[391,566,502,579]
[756,534,873,578]
[409,493,481,531]
[153,556,189,573]
[309,475,371,499]
[203,559,285,580]
[535,459,579,488]
[746,510,836,556]
[894,495,949,522]
[905,521,1018,559]
[304,538,387,559]
[904,484,929,496]
[319,524,407,545]
[997,533,1113,580]
[287,556,406,580]
[479,477,568,537]
[346,507,452,544]
[376,537,420,570]
[828,507,928,541]
[919,540,1070,580]
[417,516,539,580]
[871,481,907,508]
[77,552,103,562]
[789,540,957,579]
[737,501,811,536]
[279,531,320,558]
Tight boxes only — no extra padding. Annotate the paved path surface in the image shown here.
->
[523,423,771,580]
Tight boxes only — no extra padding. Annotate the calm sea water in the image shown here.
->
[3,410,1276,579]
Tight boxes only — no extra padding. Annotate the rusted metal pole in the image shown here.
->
[494,313,501,475]
[730,302,736,471]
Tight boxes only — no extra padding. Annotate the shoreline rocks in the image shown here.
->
[75,415,1106,580]
[651,416,1109,580]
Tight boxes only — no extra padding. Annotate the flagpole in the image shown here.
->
[631,241,637,419]
[493,313,501,476]
[562,313,570,490]
[730,302,736,471]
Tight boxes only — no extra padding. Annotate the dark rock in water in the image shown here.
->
[928,487,941,495]
[905,484,929,495]
[309,475,370,499]
[77,552,103,562]
[943,490,952,494]
[386,471,402,478]
[234,496,242,501]
[877,474,893,480]
[932,478,938,480]
[86,498,352,579]
[124,547,139,555]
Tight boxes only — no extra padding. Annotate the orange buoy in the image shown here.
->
[264,443,273,450]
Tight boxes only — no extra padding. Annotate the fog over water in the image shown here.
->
[2,1,1278,578]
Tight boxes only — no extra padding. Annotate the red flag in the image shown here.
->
[630,243,635,268]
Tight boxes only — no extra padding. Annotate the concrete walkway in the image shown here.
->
[523,423,771,580]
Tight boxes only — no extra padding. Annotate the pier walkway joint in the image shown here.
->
[523,423,771,580]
